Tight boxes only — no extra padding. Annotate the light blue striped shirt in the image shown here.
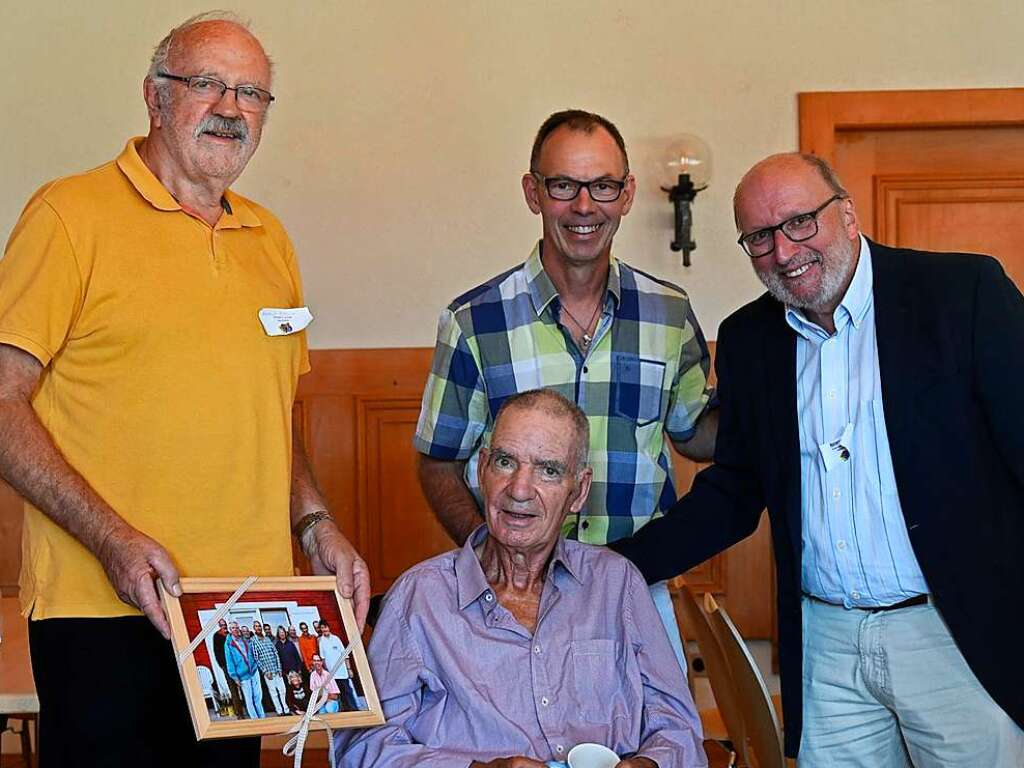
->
[787,236,928,608]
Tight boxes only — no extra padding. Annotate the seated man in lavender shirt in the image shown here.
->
[340,389,705,768]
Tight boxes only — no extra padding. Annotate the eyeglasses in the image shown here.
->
[737,195,845,258]
[157,72,275,112]
[532,172,629,202]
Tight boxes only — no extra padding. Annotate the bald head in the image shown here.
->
[149,12,271,86]
[733,153,848,229]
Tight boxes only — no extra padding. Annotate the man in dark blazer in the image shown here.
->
[611,153,1024,766]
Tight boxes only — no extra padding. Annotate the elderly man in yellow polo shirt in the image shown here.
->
[0,11,368,767]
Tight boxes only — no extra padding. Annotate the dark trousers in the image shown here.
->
[29,616,261,768]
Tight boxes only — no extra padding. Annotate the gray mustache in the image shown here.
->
[194,115,249,142]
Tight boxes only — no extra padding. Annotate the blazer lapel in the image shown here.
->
[871,240,918,445]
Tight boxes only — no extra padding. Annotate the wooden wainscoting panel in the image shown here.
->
[722,514,775,637]
[299,348,435,396]
[357,396,454,593]
[294,345,438,575]
[671,451,774,637]
[670,456,726,594]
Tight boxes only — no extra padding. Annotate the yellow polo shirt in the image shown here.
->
[1,138,310,619]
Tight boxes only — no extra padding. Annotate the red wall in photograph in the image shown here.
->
[179,589,348,668]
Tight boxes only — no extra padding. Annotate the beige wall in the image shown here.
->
[3,1,1023,347]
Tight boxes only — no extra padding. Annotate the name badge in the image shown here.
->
[818,421,854,473]
[258,306,313,336]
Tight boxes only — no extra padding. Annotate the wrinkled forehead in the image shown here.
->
[491,407,576,460]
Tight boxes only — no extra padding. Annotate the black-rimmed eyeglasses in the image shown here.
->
[157,72,275,112]
[532,172,629,202]
[737,194,846,258]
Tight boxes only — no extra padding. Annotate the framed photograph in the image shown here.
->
[161,576,384,740]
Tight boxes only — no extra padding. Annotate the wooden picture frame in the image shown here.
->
[160,576,384,740]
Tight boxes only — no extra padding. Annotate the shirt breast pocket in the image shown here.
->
[612,355,666,427]
[571,639,623,722]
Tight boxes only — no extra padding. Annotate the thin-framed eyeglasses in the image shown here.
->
[532,172,629,202]
[737,194,846,258]
[156,72,275,112]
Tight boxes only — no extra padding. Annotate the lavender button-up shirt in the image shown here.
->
[339,526,706,767]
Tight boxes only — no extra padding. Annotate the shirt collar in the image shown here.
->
[785,234,872,339]
[524,241,622,318]
[454,524,583,610]
[115,137,262,229]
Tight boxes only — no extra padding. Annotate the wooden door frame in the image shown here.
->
[799,87,1024,159]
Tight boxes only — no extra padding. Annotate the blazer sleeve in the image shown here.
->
[611,318,767,583]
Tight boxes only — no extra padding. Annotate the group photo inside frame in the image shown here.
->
[161,576,384,739]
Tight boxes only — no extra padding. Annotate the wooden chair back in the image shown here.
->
[703,592,785,768]
[670,578,751,766]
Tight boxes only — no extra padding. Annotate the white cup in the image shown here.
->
[567,743,619,768]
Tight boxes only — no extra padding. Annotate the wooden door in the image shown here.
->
[799,88,1024,288]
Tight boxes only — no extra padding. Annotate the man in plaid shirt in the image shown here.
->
[414,109,717,667]
[251,621,287,716]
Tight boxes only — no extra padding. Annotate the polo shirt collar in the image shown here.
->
[455,524,582,610]
[524,240,622,318]
[115,137,262,229]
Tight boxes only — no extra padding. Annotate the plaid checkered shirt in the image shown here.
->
[414,243,712,544]
[250,634,282,675]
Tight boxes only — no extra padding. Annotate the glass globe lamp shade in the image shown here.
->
[660,134,712,190]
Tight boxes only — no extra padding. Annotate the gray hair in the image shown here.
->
[799,153,849,198]
[493,388,591,474]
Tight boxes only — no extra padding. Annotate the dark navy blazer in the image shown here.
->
[612,239,1024,756]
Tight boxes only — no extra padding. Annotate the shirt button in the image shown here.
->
[534,645,541,654]
[484,592,494,602]
[581,520,589,530]
[827,389,837,400]
[583,366,589,374]
[836,539,846,550]
[541,696,550,707]
[832,488,841,499]
[556,746,564,754]
[851,590,861,600]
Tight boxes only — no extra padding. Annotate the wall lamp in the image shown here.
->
[659,135,711,266]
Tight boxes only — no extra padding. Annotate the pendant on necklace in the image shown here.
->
[582,333,592,348]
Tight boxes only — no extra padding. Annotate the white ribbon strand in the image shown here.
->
[281,639,357,768]
[176,575,260,665]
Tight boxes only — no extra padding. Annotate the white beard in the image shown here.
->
[757,236,855,313]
